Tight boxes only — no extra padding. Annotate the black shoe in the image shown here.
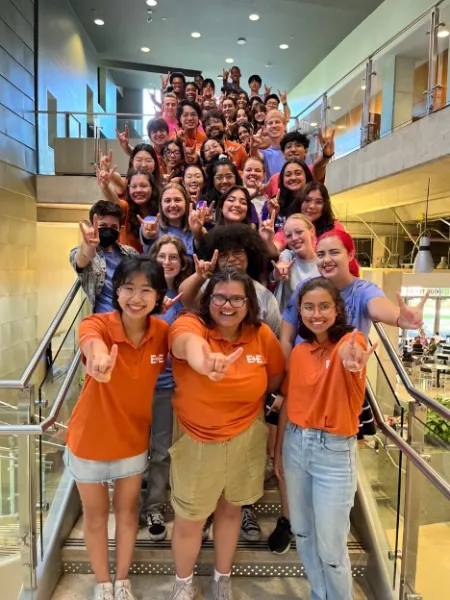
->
[147,511,167,541]
[268,516,292,554]
[240,506,262,541]
[202,514,213,541]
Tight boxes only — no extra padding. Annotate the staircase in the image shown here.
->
[53,481,373,599]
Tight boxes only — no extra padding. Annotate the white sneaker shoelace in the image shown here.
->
[95,583,114,600]
[114,580,136,600]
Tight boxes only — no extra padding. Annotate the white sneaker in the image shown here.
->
[170,579,198,600]
[207,576,233,600]
[95,582,114,600]
[114,579,136,600]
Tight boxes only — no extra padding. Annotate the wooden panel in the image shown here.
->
[0,132,35,172]
[0,75,35,123]
[1,0,34,50]
[0,17,34,74]
[0,46,34,100]
[0,105,35,149]
[9,0,34,26]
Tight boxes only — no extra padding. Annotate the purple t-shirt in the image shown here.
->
[261,146,285,182]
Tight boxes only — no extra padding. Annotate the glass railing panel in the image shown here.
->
[370,10,431,139]
[436,0,450,111]
[294,96,323,163]
[326,64,367,158]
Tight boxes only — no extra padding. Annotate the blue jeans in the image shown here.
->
[283,423,357,600]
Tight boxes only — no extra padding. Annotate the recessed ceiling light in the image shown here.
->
[146,0,157,5]
[191,32,201,38]
[279,44,289,50]
[438,29,450,38]
[237,38,246,45]
[217,75,223,79]
[332,106,341,110]
[225,58,234,64]
[141,47,150,53]
[94,19,104,26]
[361,85,366,90]
[310,122,318,127]
[249,14,260,21]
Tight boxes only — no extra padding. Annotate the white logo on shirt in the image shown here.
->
[326,360,330,369]
[150,354,165,364]
[246,355,264,364]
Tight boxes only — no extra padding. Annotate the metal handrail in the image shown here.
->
[0,350,81,435]
[293,0,444,120]
[373,322,450,422]
[0,280,81,390]
[366,381,450,501]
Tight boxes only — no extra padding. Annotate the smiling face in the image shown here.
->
[172,77,185,95]
[222,189,248,223]
[284,217,314,257]
[209,280,248,330]
[283,163,307,192]
[185,83,197,102]
[163,96,177,118]
[203,139,223,162]
[230,67,241,84]
[117,272,157,319]
[156,242,181,283]
[163,143,183,169]
[301,189,325,224]
[203,82,214,99]
[214,164,236,194]
[203,98,216,110]
[205,117,224,139]
[132,150,155,173]
[266,115,285,140]
[150,128,168,149]
[237,94,248,110]
[180,106,199,131]
[161,187,186,224]
[238,126,251,146]
[265,98,279,111]
[222,99,235,119]
[300,288,337,341]
[236,108,248,124]
[284,140,307,161]
[184,166,204,196]
[129,174,152,205]
[242,159,264,189]
[316,235,352,282]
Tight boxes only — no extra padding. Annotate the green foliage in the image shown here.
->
[426,397,450,444]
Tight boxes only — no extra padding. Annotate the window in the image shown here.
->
[142,89,162,141]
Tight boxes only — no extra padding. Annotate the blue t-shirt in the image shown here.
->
[261,146,285,182]
[94,250,123,314]
[142,224,195,256]
[154,289,183,388]
[282,277,386,343]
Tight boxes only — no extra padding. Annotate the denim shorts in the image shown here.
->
[63,446,148,484]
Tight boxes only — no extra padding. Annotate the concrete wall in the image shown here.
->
[37,0,118,174]
[0,0,37,382]
[289,0,436,116]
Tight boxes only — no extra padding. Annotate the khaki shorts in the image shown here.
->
[169,417,269,520]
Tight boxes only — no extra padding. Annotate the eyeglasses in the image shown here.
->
[211,294,248,308]
[218,249,246,264]
[303,198,324,208]
[301,302,335,315]
[156,254,180,264]
[164,150,182,157]
[214,174,235,182]
[118,285,156,300]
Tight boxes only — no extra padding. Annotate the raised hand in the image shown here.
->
[98,149,113,172]
[94,163,118,189]
[79,214,100,258]
[161,71,171,89]
[162,292,183,314]
[278,89,288,105]
[318,128,336,158]
[138,214,160,240]
[268,191,280,217]
[259,210,276,242]
[222,69,229,81]
[188,203,206,236]
[342,330,378,373]
[264,84,272,96]
[204,200,216,224]
[250,129,262,152]
[271,257,295,281]
[86,343,119,383]
[193,249,219,280]
[176,129,187,144]
[115,125,130,154]
[196,94,204,108]
[184,144,197,164]
[161,169,175,185]
[201,345,243,381]
[396,291,430,330]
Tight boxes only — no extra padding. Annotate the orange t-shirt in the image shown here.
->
[282,332,366,437]
[169,314,285,442]
[66,311,169,461]
[224,140,248,171]
[171,128,207,152]
[118,198,143,253]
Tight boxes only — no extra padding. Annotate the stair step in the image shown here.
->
[62,515,368,578]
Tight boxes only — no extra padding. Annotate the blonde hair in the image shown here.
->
[284,213,315,234]
[264,109,286,124]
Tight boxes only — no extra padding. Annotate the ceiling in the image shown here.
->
[68,0,384,92]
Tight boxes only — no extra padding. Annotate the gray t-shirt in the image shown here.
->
[274,249,320,313]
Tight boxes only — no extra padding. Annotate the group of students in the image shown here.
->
[68,66,427,600]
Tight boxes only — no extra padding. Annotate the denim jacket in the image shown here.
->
[69,244,138,307]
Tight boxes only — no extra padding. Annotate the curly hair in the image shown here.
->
[125,170,160,239]
[197,267,261,329]
[149,234,192,290]
[200,223,268,283]
[297,277,353,343]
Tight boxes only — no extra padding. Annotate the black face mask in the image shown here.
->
[98,227,119,248]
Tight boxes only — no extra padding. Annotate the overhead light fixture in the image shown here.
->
[414,179,434,273]
[217,74,223,79]
[146,0,158,5]
[279,44,289,50]
[225,58,234,64]
[141,47,150,53]
[310,122,318,127]
[249,14,260,21]
[332,105,341,110]
[94,19,104,26]
[191,32,201,38]
[438,29,450,37]
[237,38,246,45]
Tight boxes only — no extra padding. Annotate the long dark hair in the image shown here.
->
[297,277,353,343]
[204,158,243,204]
[125,170,160,239]
[197,267,261,329]
[278,159,314,218]
[215,185,252,227]
[289,182,336,236]
[127,143,161,188]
